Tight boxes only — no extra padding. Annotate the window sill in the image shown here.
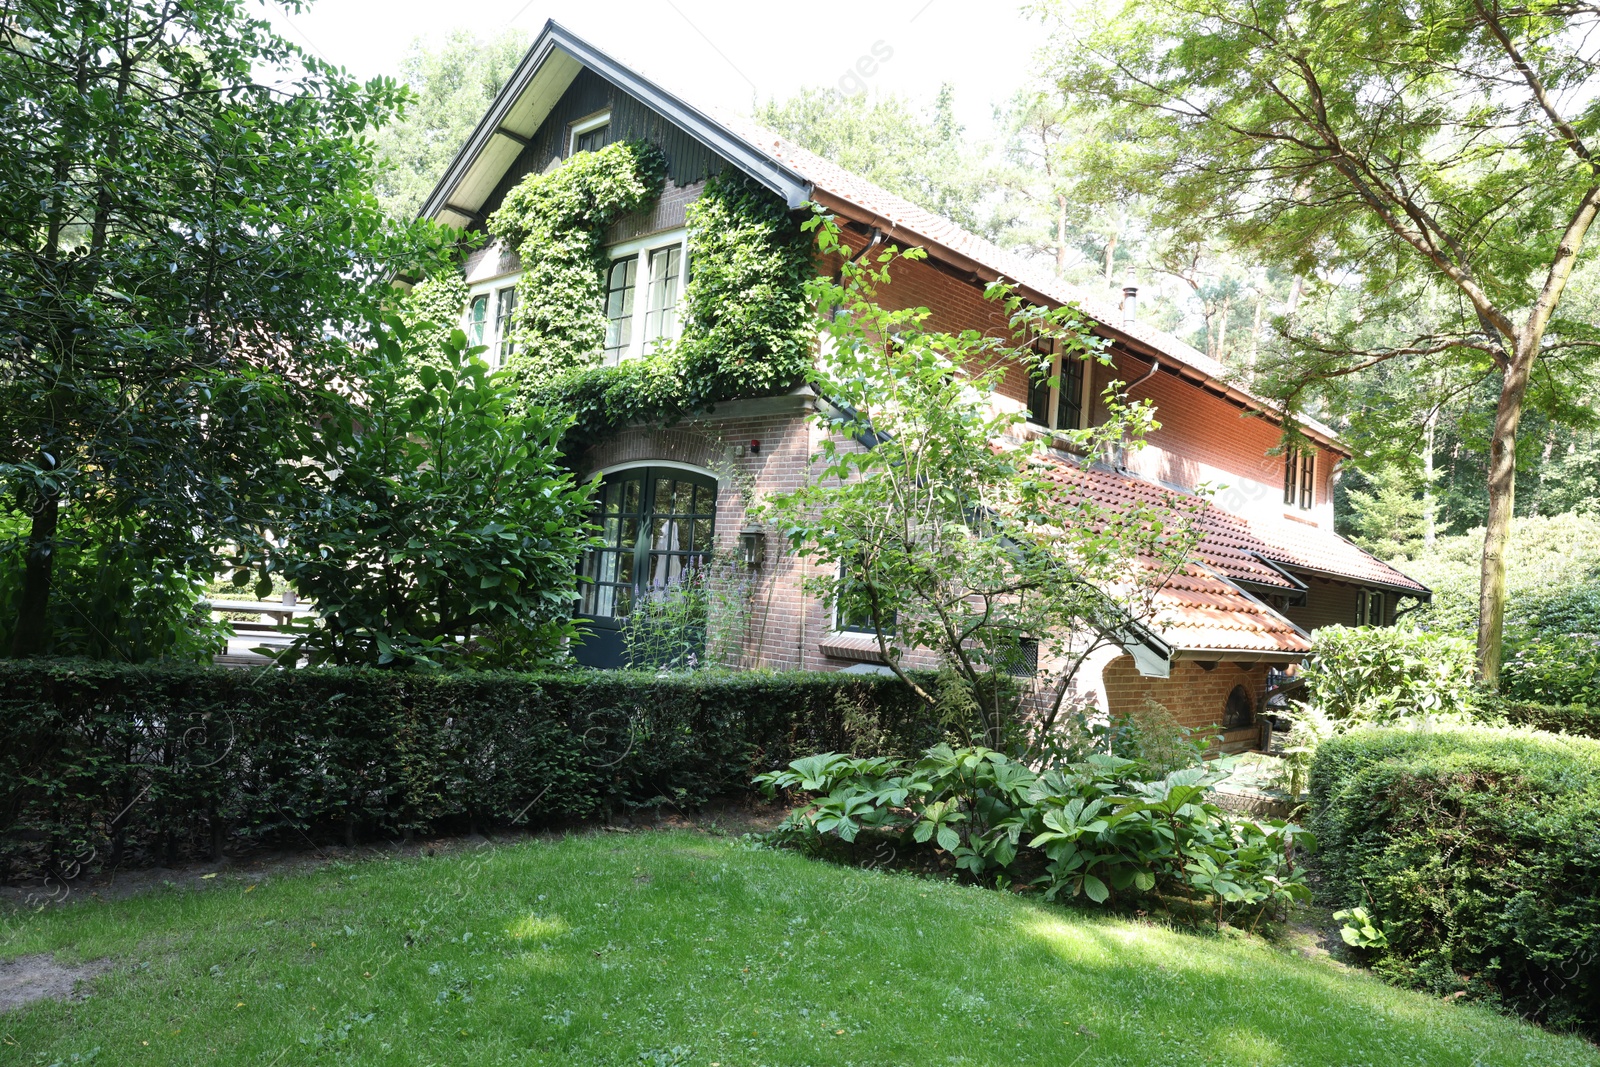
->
[818,631,889,663]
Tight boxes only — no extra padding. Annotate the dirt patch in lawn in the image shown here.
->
[0,955,112,1014]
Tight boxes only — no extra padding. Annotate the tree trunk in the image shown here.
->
[1103,230,1118,286]
[1055,194,1070,276]
[10,490,60,656]
[1421,408,1437,547]
[1476,342,1536,686]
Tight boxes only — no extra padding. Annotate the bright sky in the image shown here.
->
[266,0,1048,137]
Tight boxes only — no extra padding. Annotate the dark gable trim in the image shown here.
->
[420,19,812,224]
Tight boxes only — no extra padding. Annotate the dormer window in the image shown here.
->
[1025,337,1091,435]
[1284,446,1316,509]
[569,111,612,156]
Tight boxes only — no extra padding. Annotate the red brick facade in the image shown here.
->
[1099,655,1272,750]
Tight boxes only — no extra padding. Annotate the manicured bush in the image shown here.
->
[1309,725,1600,1035]
[1483,696,1600,740]
[0,660,939,880]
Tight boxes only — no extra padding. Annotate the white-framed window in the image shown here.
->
[493,285,518,363]
[460,276,520,369]
[1024,336,1093,435]
[1284,446,1316,510]
[569,110,612,156]
[602,229,688,365]
[467,293,489,350]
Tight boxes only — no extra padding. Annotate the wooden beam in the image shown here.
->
[495,126,533,148]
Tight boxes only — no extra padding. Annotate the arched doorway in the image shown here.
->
[574,465,717,668]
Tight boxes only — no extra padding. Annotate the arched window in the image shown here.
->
[576,466,717,668]
[1223,685,1255,730]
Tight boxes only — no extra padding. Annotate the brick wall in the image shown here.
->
[1099,655,1270,738]
[856,250,1343,529]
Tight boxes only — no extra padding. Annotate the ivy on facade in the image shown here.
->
[526,170,817,450]
[488,140,668,383]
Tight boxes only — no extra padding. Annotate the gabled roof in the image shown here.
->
[419,20,810,230]
[420,21,1347,455]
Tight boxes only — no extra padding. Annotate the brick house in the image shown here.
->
[418,20,1429,744]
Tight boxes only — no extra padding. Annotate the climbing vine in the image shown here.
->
[488,140,667,382]
[523,170,817,449]
[675,173,816,407]
[398,271,470,377]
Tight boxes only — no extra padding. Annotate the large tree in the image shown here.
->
[1048,0,1600,683]
[371,28,528,220]
[756,85,988,233]
[0,0,443,657]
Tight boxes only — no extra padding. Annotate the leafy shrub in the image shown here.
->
[1309,725,1600,1035]
[1107,698,1210,778]
[1402,513,1600,637]
[757,745,1312,927]
[1489,697,1600,739]
[1302,625,1478,724]
[0,660,942,880]
[1502,633,1600,708]
[271,330,596,669]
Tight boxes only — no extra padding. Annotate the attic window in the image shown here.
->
[1283,446,1316,510]
[1024,336,1091,436]
[569,111,612,156]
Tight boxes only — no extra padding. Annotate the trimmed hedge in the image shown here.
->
[1310,726,1600,1035]
[0,660,939,880]
[1493,698,1600,740]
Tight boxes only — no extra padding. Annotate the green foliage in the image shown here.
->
[0,660,942,879]
[371,29,530,219]
[621,569,707,671]
[675,174,817,406]
[270,326,596,669]
[1489,697,1600,740]
[761,217,1204,749]
[1502,635,1600,708]
[398,270,473,376]
[1302,625,1479,725]
[757,744,1313,926]
[0,0,450,658]
[1107,698,1211,778]
[1310,726,1600,1035]
[1333,907,1389,951]
[524,172,816,449]
[756,85,987,232]
[1404,513,1600,637]
[1345,464,1427,561]
[489,140,667,380]
[0,511,228,663]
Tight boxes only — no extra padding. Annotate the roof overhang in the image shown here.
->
[419,20,813,230]
[1277,563,1432,600]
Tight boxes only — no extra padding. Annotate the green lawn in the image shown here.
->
[2,831,1595,1066]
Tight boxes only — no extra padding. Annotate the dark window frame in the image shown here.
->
[579,467,718,628]
[1284,446,1317,510]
